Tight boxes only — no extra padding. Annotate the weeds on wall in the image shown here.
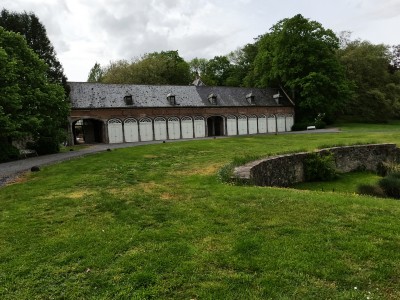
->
[304,152,338,182]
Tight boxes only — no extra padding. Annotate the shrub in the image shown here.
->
[291,122,308,131]
[0,142,20,162]
[29,137,60,155]
[377,161,400,177]
[378,172,400,199]
[304,152,337,182]
[357,184,386,198]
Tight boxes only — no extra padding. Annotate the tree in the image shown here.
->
[0,27,69,156]
[101,50,192,85]
[0,9,68,93]
[87,62,104,82]
[249,14,352,122]
[201,56,234,86]
[338,40,400,122]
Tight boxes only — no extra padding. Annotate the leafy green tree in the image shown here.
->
[201,56,233,86]
[0,9,68,93]
[189,57,208,79]
[101,51,191,85]
[338,40,400,122]
[87,62,104,82]
[0,27,69,155]
[249,14,351,122]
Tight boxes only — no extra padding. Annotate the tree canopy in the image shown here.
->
[245,14,352,122]
[0,26,69,155]
[338,40,400,122]
[97,51,191,85]
[0,9,68,93]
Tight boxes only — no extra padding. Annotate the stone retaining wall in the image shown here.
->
[234,144,400,187]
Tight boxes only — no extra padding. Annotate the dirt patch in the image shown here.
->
[174,163,222,176]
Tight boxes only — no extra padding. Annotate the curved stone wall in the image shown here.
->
[234,144,400,187]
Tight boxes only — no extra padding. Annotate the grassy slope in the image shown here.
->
[1,129,400,299]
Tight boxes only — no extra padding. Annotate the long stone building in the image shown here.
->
[67,82,295,144]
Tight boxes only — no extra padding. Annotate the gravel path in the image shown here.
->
[0,128,340,187]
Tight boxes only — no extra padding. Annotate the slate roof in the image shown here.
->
[68,82,294,109]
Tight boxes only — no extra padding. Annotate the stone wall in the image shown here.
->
[234,144,400,187]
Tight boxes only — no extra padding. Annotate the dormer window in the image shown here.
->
[273,91,282,104]
[208,93,217,105]
[167,93,176,105]
[246,92,255,105]
[124,95,133,105]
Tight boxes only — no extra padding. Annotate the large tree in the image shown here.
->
[100,51,191,85]
[338,40,400,122]
[248,14,351,123]
[0,9,68,93]
[0,27,69,155]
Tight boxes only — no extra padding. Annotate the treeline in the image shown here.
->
[90,14,400,125]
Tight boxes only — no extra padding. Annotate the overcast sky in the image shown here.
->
[2,0,400,82]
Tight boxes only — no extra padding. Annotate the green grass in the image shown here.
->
[2,124,400,299]
[293,171,382,194]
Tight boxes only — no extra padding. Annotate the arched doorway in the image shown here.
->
[72,119,104,144]
[207,116,224,137]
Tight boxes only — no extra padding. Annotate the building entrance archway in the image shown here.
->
[207,116,224,137]
[72,119,104,144]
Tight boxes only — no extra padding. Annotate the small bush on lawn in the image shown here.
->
[304,152,337,182]
[378,172,400,199]
[357,184,386,198]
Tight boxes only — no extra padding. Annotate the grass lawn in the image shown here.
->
[293,171,382,194]
[2,125,400,299]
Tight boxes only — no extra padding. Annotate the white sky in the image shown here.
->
[2,0,400,81]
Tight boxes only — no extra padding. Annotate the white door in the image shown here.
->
[181,117,194,139]
[277,115,286,132]
[139,118,153,141]
[124,118,139,142]
[268,115,276,133]
[194,116,205,138]
[108,119,123,143]
[238,115,248,135]
[168,117,181,139]
[286,115,294,132]
[258,115,267,133]
[154,117,167,140]
[226,115,237,136]
[248,115,257,134]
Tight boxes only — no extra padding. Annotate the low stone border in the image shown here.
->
[233,143,400,187]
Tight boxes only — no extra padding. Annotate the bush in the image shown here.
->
[377,161,400,177]
[291,122,308,131]
[0,142,20,163]
[378,172,400,199]
[29,137,60,155]
[357,184,386,198]
[304,152,337,182]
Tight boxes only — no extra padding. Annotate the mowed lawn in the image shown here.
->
[2,126,400,299]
